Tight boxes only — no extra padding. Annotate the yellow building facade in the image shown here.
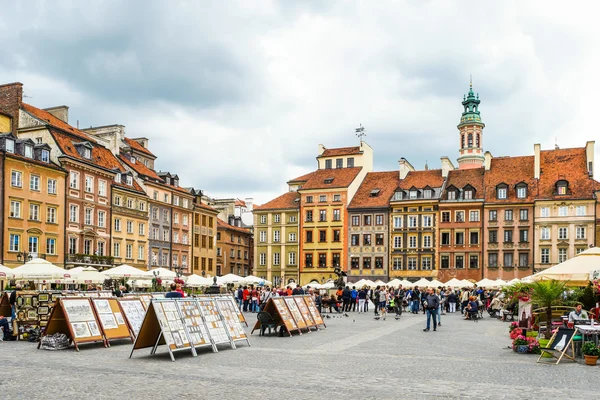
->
[190,189,219,276]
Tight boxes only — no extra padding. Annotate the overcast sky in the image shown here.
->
[2,1,599,204]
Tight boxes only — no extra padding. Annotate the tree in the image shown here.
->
[529,280,568,339]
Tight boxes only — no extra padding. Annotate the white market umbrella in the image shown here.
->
[186,274,214,287]
[127,279,152,288]
[75,267,107,284]
[413,278,433,287]
[240,275,262,284]
[373,279,387,287]
[13,258,72,280]
[476,278,498,288]
[103,264,149,279]
[507,278,520,285]
[398,279,414,287]
[145,267,178,279]
[387,278,403,287]
[320,281,335,289]
[429,279,445,287]
[530,247,600,285]
[350,279,371,288]
[444,278,464,287]
[460,279,476,287]
[68,266,86,275]
[217,273,243,284]
[0,264,15,279]
[494,279,508,287]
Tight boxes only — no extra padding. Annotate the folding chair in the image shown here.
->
[537,327,578,364]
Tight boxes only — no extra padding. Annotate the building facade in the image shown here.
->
[253,191,300,286]
[189,189,219,277]
[216,219,252,276]
[347,171,398,283]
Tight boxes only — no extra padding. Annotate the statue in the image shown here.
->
[333,266,346,288]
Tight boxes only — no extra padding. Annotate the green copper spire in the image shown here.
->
[459,77,483,126]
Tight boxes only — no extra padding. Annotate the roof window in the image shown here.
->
[370,189,380,197]
[324,178,334,184]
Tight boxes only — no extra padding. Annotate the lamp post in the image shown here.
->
[17,252,34,263]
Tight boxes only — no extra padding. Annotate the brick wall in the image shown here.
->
[0,82,23,133]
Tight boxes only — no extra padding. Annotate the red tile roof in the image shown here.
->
[299,167,363,190]
[348,171,399,209]
[287,171,315,183]
[319,146,362,157]
[235,199,247,207]
[119,153,162,181]
[51,128,124,172]
[538,147,600,200]
[254,191,300,211]
[195,202,219,213]
[443,168,485,199]
[22,103,97,143]
[217,218,252,234]
[484,155,537,202]
[398,169,445,189]
[124,137,155,157]
[112,179,146,195]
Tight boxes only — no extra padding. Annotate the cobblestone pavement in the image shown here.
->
[1,310,598,399]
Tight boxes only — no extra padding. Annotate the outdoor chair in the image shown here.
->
[537,327,578,364]
[466,310,478,322]
[256,311,277,336]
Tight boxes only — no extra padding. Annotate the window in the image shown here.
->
[424,189,432,199]
[259,253,266,266]
[318,253,327,267]
[393,191,402,201]
[393,257,402,270]
[393,217,403,228]
[519,209,528,221]
[333,209,341,221]
[10,201,21,218]
[163,210,169,222]
[519,229,528,242]
[519,253,529,267]
[423,235,431,248]
[114,218,121,232]
[421,257,431,270]
[541,226,550,240]
[30,175,40,191]
[351,215,360,226]
[69,205,78,222]
[363,234,371,245]
[69,171,79,189]
[576,226,586,240]
[363,215,372,226]
[469,211,479,222]
[504,252,513,267]
[351,234,359,246]
[332,253,341,267]
[306,196,313,203]
[173,196,179,206]
[441,212,450,223]
[260,215,267,224]
[325,159,332,169]
[333,194,341,202]
[464,190,473,200]
[362,257,371,269]
[305,253,313,267]
[164,194,169,203]
[333,230,341,242]
[24,145,33,158]
[84,208,93,225]
[288,252,296,265]
[259,231,266,242]
[273,214,281,223]
[470,231,479,245]
[98,180,106,196]
[447,191,456,200]
[455,232,464,245]
[9,234,20,252]
[558,227,568,240]
[488,253,498,267]
[173,212,179,224]
[28,236,38,254]
[138,245,144,260]
[440,255,449,269]
[576,247,585,255]
[85,176,93,193]
[489,210,497,221]
[373,233,383,246]
[408,216,417,228]
[47,206,57,223]
[182,233,188,244]
[469,255,479,269]
[558,206,568,217]
[273,253,280,265]
[183,199,189,208]
[456,211,464,223]
[69,237,77,255]
[489,230,498,243]
[127,221,134,234]
[347,157,354,167]
[441,232,450,245]
[504,229,513,242]
[504,210,513,221]
[96,241,105,256]
[576,205,586,216]
[497,187,507,199]
[422,215,432,227]
[127,199,133,209]
[319,230,327,243]
[409,236,417,248]
[305,210,313,222]
[47,179,57,194]
[408,257,417,270]
[319,195,327,203]
[540,207,550,217]
[375,215,383,225]
[517,186,527,199]
[289,232,297,242]
[455,255,464,269]
[274,230,280,242]
[541,248,550,264]
[409,190,418,199]
[11,170,22,187]
[126,244,133,259]
[319,210,327,222]
[306,231,313,243]
[115,196,122,207]
[557,182,568,195]
[5,139,14,153]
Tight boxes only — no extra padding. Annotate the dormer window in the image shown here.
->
[24,145,33,158]
[83,148,91,159]
[173,179,179,187]
[424,189,432,199]
[166,177,170,185]
[41,150,50,163]
[126,175,133,186]
[325,159,332,169]
[114,174,121,183]
[464,190,473,200]
[556,180,568,195]
[447,190,456,200]
[131,157,136,164]
[409,190,418,199]
[497,184,508,200]
[516,184,527,199]
[393,191,403,201]
[5,139,14,153]
[324,178,333,184]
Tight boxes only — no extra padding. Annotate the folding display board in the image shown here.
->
[283,296,309,333]
[91,298,133,344]
[0,292,12,316]
[303,296,326,328]
[175,299,216,353]
[214,297,250,346]
[253,297,299,336]
[203,294,247,326]
[196,297,235,349]
[130,299,196,362]
[293,296,317,330]
[39,297,105,351]
[118,298,146,337]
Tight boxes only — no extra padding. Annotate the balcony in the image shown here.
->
[67,254,115,267]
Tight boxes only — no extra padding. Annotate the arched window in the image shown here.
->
[461,134,465,148]
[476,133,480,147]
[468,133,473,147]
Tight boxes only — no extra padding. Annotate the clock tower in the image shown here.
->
[457,79,485,169]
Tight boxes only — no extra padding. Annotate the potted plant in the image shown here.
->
[529,280,568,339]
[512,335,529,353]
[581,342,600,366]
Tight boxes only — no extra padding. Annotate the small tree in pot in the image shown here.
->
[582,342,600,366]
[529,280,568,339]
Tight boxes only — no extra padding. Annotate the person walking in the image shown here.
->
[342,286,352,312]
[423,288,440,332]
[351,286,358,312]
[447,290,458,313]
[411,287,420,314]
[357,288,367,313]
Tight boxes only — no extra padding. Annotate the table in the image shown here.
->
[574,324,600,347]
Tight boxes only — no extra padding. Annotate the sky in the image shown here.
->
[2,0,599,205]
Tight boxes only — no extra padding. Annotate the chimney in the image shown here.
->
[44,105,69,123]
[244,197,253,211]
[586,141,595,178]
[534,143,541,179]
[132,137,149,149]
[318,144,326,156]
[440,157,455,178]
[484,151,493,171]
[0,82,23,133]
[398,158,415,180]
